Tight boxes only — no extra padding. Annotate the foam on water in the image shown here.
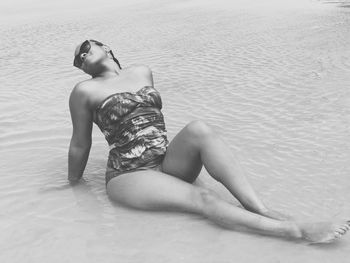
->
[1,0,350,262]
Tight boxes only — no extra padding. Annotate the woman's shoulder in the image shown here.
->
[126,64,154,86]
[69,80,96,107]
[70,80,92,97]
[126,64,153,77]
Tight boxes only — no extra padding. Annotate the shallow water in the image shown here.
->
[1,0,350,262]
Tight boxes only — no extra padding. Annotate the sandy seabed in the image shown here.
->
[0,0,350,262]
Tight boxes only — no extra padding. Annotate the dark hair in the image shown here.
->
[89,39,122,69]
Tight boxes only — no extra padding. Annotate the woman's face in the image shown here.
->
[74,40,109,73]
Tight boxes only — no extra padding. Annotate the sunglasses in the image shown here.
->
[73,39,104,68]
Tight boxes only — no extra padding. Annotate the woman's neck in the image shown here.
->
[92,60,122,79]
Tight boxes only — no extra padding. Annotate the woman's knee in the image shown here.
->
[194,187,220,213]
[185,120,215,139]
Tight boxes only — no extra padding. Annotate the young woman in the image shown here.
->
[68,39,349,244]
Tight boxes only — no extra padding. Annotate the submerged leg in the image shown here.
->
[106,170,350,243]
[161,120,290,220]
[196,121,292,220]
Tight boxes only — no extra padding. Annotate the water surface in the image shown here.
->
[1,0,350,262]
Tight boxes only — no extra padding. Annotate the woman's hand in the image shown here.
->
[68,176,81,186]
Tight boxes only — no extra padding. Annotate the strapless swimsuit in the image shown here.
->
[94,85,169,186]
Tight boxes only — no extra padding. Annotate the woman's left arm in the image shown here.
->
[68,83,93,185]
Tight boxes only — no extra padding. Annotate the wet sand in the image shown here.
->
[0,0,350,262]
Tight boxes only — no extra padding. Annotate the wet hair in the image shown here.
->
[89,39,122,69]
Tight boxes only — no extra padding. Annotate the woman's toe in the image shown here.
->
[336,228,346,235]
[335,230,344,236]
[334,232,343,239]
[339,225,349,232]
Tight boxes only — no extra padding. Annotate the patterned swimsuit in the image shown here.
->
[94,85,169,185]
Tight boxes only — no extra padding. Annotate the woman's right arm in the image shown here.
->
[68,83,93,185]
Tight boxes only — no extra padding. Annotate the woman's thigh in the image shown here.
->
[106,169,205,214]
[161,120,208,183]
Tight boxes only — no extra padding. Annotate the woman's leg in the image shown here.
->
[106,170,350,243]
[161,120,281,218]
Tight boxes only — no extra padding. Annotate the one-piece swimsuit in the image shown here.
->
[94,85,169,185]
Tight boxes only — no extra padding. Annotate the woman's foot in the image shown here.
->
[290,220,350,244]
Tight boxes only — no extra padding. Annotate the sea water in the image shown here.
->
[0,0,350,262]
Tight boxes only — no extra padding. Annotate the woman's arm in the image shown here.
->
[68,83,93,185]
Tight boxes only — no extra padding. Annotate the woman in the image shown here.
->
[68,39,349,244]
